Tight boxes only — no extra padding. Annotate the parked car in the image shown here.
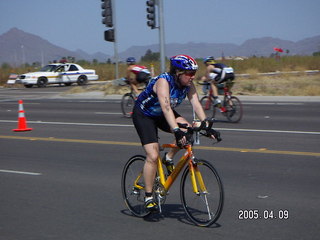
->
[15,63,99,88]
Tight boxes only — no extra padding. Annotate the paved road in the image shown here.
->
[0,87,320,240]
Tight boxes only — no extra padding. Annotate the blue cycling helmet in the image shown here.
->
[126,57,136,64]
[203,56,215,64]
[170,54,198,71]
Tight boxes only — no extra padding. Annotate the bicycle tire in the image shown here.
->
[121,93,135,118]
[180,159,224,227]
[200,96,213,115]
[121,155,151,218]
[224,96,243,123]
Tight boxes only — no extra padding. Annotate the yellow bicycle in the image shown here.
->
[121,121,224,227]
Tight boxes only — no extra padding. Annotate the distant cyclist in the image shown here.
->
[201,56,235,105]
[126,57,151,95]
[132,54,220,212]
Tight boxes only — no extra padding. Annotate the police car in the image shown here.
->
[15,63,99,88]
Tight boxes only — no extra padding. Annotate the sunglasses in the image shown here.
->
[184,70,196,77]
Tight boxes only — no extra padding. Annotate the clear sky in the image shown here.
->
[0,0,319,56]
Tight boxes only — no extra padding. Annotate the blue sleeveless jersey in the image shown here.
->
[135,72,189,117]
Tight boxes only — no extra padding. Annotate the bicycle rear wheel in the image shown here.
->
[121,93,135,118]
[224,96,243,123]
[121,155,150,217]
[180,159,224,227]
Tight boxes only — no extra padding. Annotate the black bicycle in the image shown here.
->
[120,78,149,118]
[121,88,136,118]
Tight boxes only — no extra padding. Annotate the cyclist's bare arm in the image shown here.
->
[188,83,220,140]
[188,82,206,121]
[205,65,215,80]
[126,67,140,94]
[155,78,179,131]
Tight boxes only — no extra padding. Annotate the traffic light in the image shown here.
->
[101,0,113,28]
[146,0,156,29]
[104,29,115,42]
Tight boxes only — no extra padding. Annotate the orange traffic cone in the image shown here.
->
[12,100,32,132]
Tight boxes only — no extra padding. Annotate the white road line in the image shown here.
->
[0,120,319,135]
[0,120,133,127]
[0,169,42,176]
[95,112,122,115]
[218,128,320,135]
[244,103,304,105]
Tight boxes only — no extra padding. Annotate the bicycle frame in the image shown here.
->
[207,84,231,99]
[157,144,206,195]
[122,120,224,226]
[132,143,206,196]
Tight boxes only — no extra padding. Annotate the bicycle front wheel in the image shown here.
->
[224,96,243,123]
[180,159,224,227]
[121,93,135,118]
[121,155,150,218]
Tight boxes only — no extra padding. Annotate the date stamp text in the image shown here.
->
[238,209,289,220]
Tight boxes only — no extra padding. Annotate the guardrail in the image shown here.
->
[236,70,320,78]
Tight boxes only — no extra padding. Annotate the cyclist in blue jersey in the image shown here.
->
[132,54,220,212]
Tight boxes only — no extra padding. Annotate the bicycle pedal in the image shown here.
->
[132,188,140,195]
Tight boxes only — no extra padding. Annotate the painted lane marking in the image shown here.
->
[0,120,132,127]
[0,135,319,157]
[217,128,320,135]
[94,112,122,115]
[244,103,304,105]
[0,169,42,176]
[0,120,319,135]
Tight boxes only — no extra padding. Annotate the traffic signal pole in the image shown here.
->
[101,0,118,79]
[146,0,166,73]
[158,0,165,73]
[112,0,119,79]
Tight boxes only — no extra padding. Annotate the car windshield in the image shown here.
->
[40,65,60,72]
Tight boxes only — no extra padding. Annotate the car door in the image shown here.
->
[67,64,80,82]
[56,65,67,83]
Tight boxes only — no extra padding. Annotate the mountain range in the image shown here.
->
[1,28,319,66]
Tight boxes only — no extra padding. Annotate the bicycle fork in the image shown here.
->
[189,158,207,194]
[189,159,213,220]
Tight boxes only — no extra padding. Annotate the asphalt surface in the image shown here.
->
[0,86,320,240]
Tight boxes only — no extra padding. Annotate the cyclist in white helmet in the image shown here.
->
[201,56,235,105]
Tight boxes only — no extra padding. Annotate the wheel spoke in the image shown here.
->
[121,93,135,118]
[180,160,224,226]
[225,96,243,122]
[121,155,150,217]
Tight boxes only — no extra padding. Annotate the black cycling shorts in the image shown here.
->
[216,72,235,83]
[132,106,181,145]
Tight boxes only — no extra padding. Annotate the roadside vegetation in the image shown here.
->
[1,55,319,96]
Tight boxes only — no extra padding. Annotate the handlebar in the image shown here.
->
[177,118,222,144]
[177,121,206,132]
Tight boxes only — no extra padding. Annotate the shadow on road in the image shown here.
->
[121,204,222,228]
